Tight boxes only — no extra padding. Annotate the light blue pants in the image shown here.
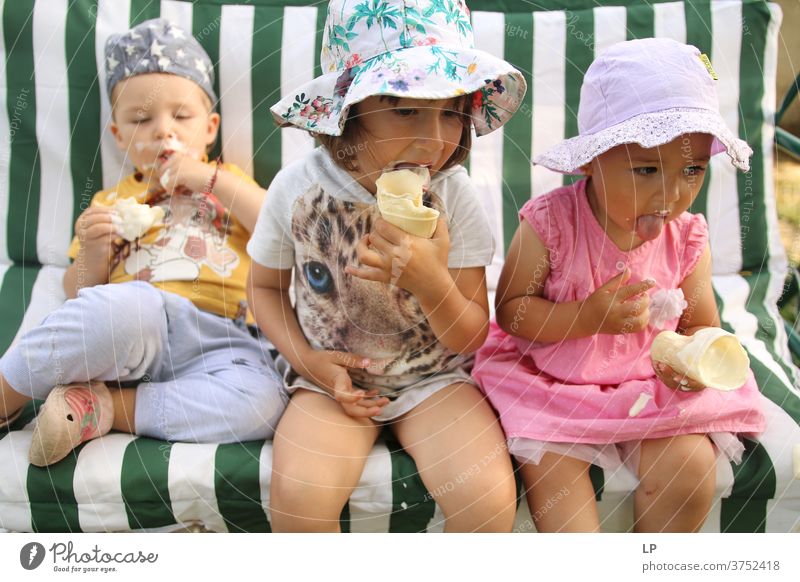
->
[1,281,287,442]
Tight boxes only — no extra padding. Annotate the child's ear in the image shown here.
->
[205,112,221,147]
[110,122,125,151]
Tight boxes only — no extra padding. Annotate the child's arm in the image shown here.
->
[495,221,654,343]
[157,154,265,233]
[247,262,389,417]
[346,218,490,354]
[63,207,118,299]
[653,244,720,392]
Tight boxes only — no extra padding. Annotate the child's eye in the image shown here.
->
[394,108,416,117]
[684,165,707,177]
[633,167,657,176]
[133,118,149,124]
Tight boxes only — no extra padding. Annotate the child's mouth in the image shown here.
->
[635,211,669,241]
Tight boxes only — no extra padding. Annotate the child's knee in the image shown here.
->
[639,438,716,499]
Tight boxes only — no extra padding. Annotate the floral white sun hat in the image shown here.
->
[534,37,752,174]
[271,0,526,137]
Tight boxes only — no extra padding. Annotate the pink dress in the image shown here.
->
[474,180,765,469]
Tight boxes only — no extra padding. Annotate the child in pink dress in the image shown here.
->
[473,38,766,533]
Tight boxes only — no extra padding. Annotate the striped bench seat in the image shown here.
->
[1,0,798,532]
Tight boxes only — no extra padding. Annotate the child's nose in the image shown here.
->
[663,176,683,204]
[415,119,445,153]
[153,116,175,140]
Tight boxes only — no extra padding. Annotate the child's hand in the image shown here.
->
[345,217,450,299]
[299,350,390,418]
[156,151,215,194]
[74,206,123,266]
[653,361,707,392]
[581,268,655,335]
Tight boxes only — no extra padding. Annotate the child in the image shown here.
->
[247,0,527,531]
[0,19,286,466]
[473,38,766,533]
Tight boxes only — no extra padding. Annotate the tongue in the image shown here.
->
[635,215,665,241]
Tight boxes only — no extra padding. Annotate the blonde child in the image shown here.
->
[247,0,526,531]
[0,19,286,466]
[474,38,765,532]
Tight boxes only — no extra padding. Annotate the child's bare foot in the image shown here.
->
[29,381,113,467]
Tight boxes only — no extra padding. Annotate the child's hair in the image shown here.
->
[317,94,473,172]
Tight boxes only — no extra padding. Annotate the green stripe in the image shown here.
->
[314,1,328,77]
[27,451,80,532]
[66,1,103,228]
[625,2,654,40]
[562,7,594,188]
[252,7,283,188]
[214,441,271,532]
[589,464,604,501]
[128,0,160,26]
[737,1,769,272]
[387,439,435,532]
[192,3,223,160]
[179,0,765,10]
[720,440,775,532]
[685,0,713,217]
[339,501,351,533]
[121,438,174,529]
[501,12,533,252]
[0,265,39,354]
[3,0,40,264]
[745,272,799,387]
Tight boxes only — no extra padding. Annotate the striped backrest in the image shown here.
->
[0,0,798,533]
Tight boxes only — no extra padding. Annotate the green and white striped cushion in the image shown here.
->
[1,0,798,532]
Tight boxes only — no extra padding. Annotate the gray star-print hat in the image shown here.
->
[105,18,217,105]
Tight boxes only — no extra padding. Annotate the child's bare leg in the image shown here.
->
[392,382,516,532]
[110,388,136,433]
[634,434,716,532]
[270,389,380,532]
[0,372,31,420]
[519,453,600,532]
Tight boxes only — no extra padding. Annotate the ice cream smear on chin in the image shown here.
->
[376,164,439,238]
[635,211,669,241]
[650,328,750,390]
[113,198,165,241]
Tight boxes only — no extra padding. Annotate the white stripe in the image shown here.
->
[0,0,11,267]
[426,503,446,533]
[258,442,273,526]
[706,0,743,275]
[0,432,32,531]
[219,5,255,177]
[75,433,138,532]
[159,0,193,30]
[761,394,800,532]
[33,0,73,268]
[349,442,392,532]
[95,0,133,190]
[8,265,67,350]
[280,6,317,167]
[653,1,687,43]
[168,442,227,532]
[592,5,626,56]
[531,11,566,198]
[714,274,798,392]
[471,11,506,293]
[760,4,796,378]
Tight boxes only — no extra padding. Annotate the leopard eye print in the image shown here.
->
[303,261,334,294]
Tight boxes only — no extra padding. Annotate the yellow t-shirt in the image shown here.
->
[68,163,255,322]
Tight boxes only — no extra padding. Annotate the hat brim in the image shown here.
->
[271,45,526,137]
[533,108,752,174]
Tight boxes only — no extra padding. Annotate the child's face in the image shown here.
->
[585,133,713,248]
[350,96,465,193]
[110,73,220,171]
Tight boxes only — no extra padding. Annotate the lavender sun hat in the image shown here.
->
[271,0,526,136]
[534,37,752,174]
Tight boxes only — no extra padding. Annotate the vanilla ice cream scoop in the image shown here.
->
[651,328,750,391]
[113,198,165,241]
[376,168,439,238]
